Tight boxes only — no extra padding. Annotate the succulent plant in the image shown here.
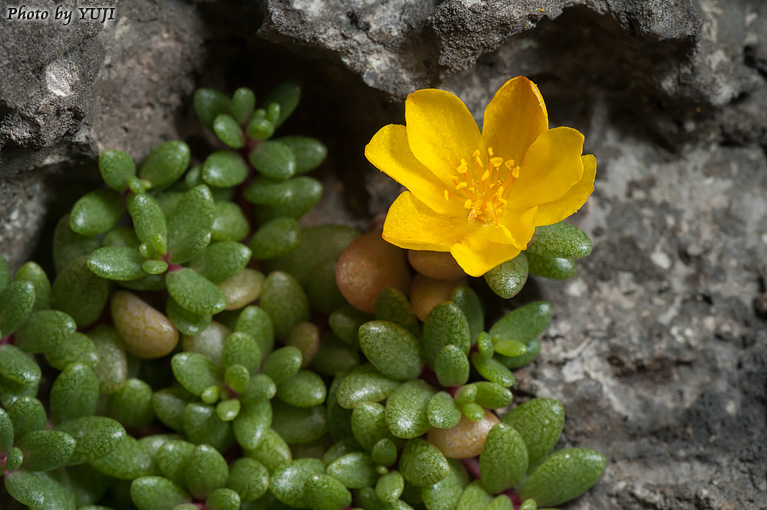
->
[0,80,604,510]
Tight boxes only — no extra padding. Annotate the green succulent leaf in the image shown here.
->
[434,344,470,388]
[203,150,249,187]
[190,241,252,283]
[471,353,515,387]
[236,305,275,356]
[212,201,250,242]
[14,262,52,312]
[0,280,35,336]
[399,438,450,487]
[271,400,327,445]
[375,287,421,338]
[171,352,222,396]
[57,416,126,465]
[311,332,360,377]
[155,439,195,486]
[427,391,462,429]
[246,112,275,140]
[249,140,296,181]
[456,481,493,510]
[70,189,124,237]
[53,215,101,275]
[479,423,528,493]
[87,246,146,281]
[304,473,353,510]
[167,184,216,248]
[350,402,398,451]
[130,476,191,510]
[195,88,233,130]
[386,379,436,439]
[336,364,400,409]
[44,332,98,371]
[255,177,323,222]
[325,375,355,442]
[107,378,155,428]
[270,458,325,508]
[260,271,310,340]
[50,363,99,424]
[277,370,327,407]
[326,452,378,489]
[213,115,245,149]
[89,325,128,395]
[276,136,327,174]
[7,397,45,441]
[231,87,256,124]
[15,309,76,354]
[264,80,301,128]
[359,320,424,381]
[472,382,512,409]
[52,255,110,327]
[99,149,136,192]
[184,444,229,500]
[450,287,484,343]
[247,427,292,472]
[167,229,212,265]
[233,400,272,450]
[371,438,398,467]
[227,457,270,502]
[489,302,551,345]
[517,448,606,507]
[422,459,469,510]
[128,194,167,256]
[151,387,195,433]
[142,259,169,275]
[0,344,42,405]
[375,470,405,503]
[501,398,565,467]
[527,222,592,259]
[166,268,227,315]
[138,141,191,190]
[16,430,76,471]
[181,403,234,453]
[4,470,77,510]
[423,302,471,369]
[243,176,295,205]
[207,488,241,510]
[250,217,301,260]
[526,253,576,280]
[484,252,528,299]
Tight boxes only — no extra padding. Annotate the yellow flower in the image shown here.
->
[364,76,596,277]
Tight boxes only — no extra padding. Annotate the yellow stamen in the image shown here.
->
[456,182,467,190]
[444,190,450,201]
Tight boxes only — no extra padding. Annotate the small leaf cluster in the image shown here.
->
[484,222,592,299]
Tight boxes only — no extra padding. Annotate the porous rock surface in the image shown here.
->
[2,0,766,508]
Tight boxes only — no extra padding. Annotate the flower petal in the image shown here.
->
[482,77,549,166]
[365,124,461,216]
[508,127,585,211]
[450,226,523,277]
[534,154,596,226]
[383,192,472,251]
[497,206,538,250]
[406,89,485,183]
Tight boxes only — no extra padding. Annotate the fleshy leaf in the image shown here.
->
[484,252,528,299]
[99,149,136,192]
[264,80,301,128]
[385,380,436,439]
[7,397,46,441]
[501,398,564,467]
[526,253,576,280]
[167,297,212,336]
[203,150,249,187]
[527,222,592,259]
[167,184,216,247]
[53,215,101,275]
[276,370,327,408]
[15,310,76,353]
[399,438,450,487]
[166,268,227,315]
[423,302,471,368]
[517,448,606,507]
[261,346,302,385]
[434,344,470,388]
[231,87,256,125]
[195,88,233,130]
[249,140,296,181]
[50,363,99,424]
[359,320,424,381]
[138,141,191,190]
[213,115,245,149]
[107,379,155,428]
[13,262,51,312]
[87,246,146,281]
[171,352,222,396]
[4,470,77,510]
[167,230,212,265]
[130,476,191,510]
[326,452,378,489]
[472,382,512,409]
[375,470,404,503]
[233,400,272,450]
[181,403,234,452]
[0,280,35,336]
[52,255,110,327]
[255,177,323,222]
[350,402,398,451]
[250,217,301,260]
[276,136,327,174]
[304,473,352,510]
[226,457,270,502]
[128,194,168,256]
[57,416,126,465]
[0,406,14,452]
[336,364,400,410]
[184,444,229,500]
[270,458,325,507]
[427,391,462,429]
[271,400,327,444]
[16,430,76,471]
[374,287,421,338]
[0,344,42,406]
[211,201,250,242]
[70,189,124,237]
[259,271,310,340]
[489,302,551,345]
[44,332,98,371]
[422,459,468,510]
[478,423,528,493]
[189,241,252,283]
[471,353,515,387]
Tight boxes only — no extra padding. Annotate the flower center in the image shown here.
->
[443,147,519,224]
